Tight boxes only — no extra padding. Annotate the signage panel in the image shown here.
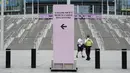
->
[53,5,74,63]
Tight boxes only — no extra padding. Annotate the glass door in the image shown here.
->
[39,5,46,14]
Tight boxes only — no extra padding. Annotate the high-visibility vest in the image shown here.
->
[85,39,93,46]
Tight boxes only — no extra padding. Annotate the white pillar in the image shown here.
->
[1,0,4,50]
[77,5,79,14]
[47,5,48,14]
[114,0,117,15]
[24,0,26,16]
[32,0,34,20]
[67,0,70,5]
[108,5,109,15]
[101,0,103,15]
[107,0,109,15]
[37,0,39,14]
[92,5,94,14]
[122,12,123,15]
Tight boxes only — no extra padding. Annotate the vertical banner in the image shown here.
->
[53,5,74,63]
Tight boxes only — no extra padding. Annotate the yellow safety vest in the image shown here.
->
[85,39,93,46]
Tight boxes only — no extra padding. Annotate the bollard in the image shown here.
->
[31,49,36,68]
[6,48,11,68]
[95,48,100,69]
[122,49,127,69]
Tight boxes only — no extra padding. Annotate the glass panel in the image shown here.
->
[79,5,90,14]
[48,5,52,13]
[74,5,77,14]
[109,6,114,14]
[94,5,101,14]
[39,5,46,13]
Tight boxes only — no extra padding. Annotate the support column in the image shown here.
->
[92,5,94,14]
[77,5,79,14]
[47,5,48,14]
[1,0,4,50]
[24,0,26,16]
[37,0,39,14]
[67,0,71,5]
[32,0,34,20]
[114,0,117,15]
[101,0,103,15]
[122,12,124,15]
[107,0,109,15]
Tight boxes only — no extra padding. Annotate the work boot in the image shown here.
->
[76,55,78,58]
[86,58,89,60]
[86,57,91,61]
[82,56,85,58]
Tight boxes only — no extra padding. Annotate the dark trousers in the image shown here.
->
[85,46,91,59]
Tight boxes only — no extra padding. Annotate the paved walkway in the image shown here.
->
[0,50,130,73]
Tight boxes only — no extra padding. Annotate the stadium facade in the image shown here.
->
[0,0,130,15]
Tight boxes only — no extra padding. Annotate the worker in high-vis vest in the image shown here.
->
[84,35,93,61]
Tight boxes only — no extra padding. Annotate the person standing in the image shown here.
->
[76,38,85,58]
[84,35,93,60]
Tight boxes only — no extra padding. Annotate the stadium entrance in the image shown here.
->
[25,0,114,15]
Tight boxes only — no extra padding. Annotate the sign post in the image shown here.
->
[50,5,77,71]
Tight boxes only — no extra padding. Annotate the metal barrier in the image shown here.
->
[31,49,36,68]
[95,48,100,69]
[122,49,127,69]
[6,48,11,68]
[5,48,37,68]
